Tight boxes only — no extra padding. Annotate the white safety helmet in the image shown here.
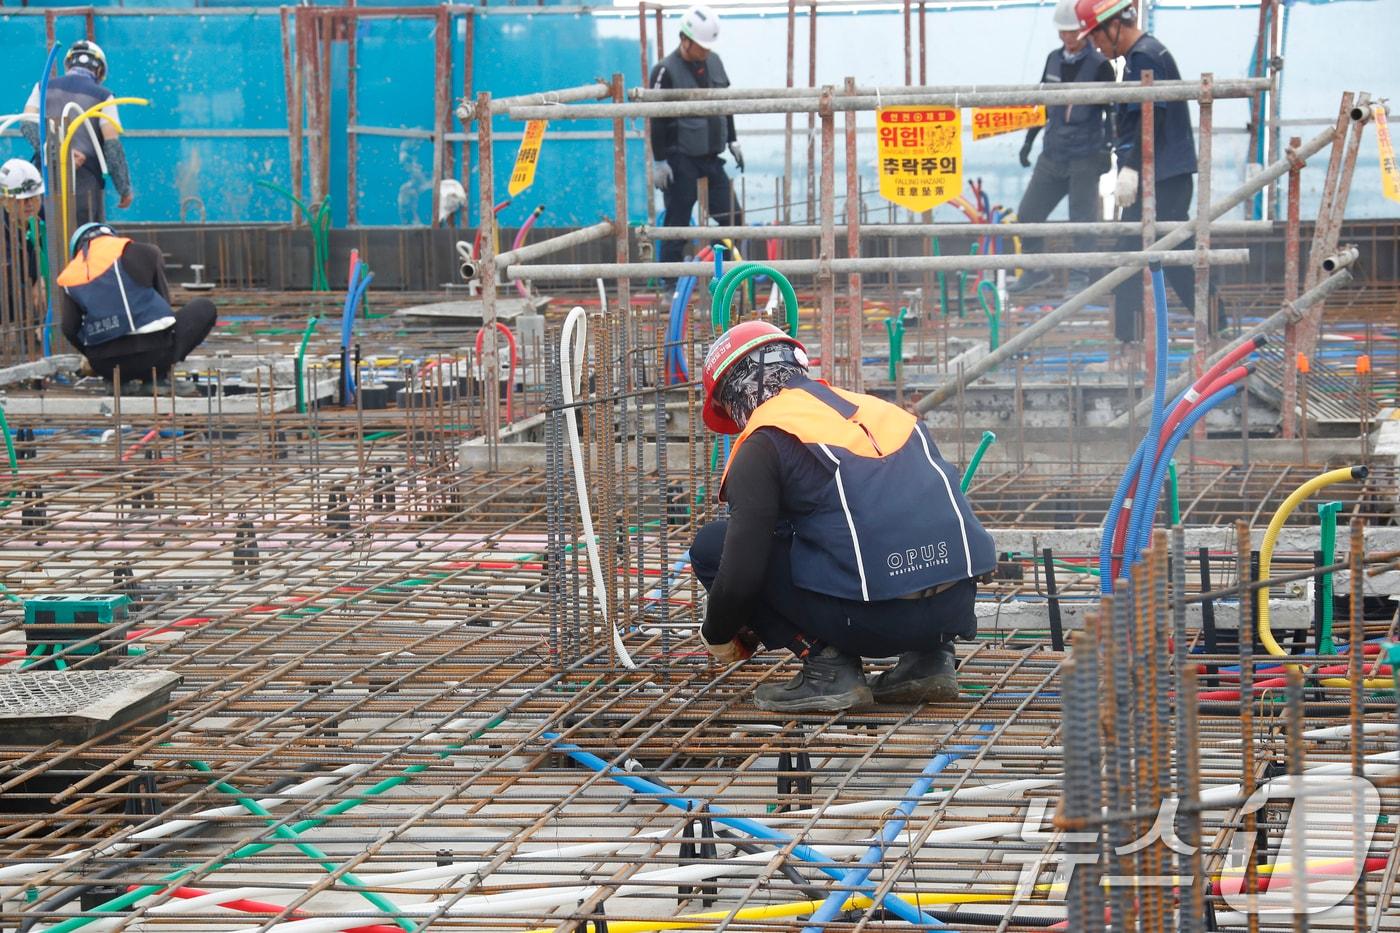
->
[65,39,108,82]
[680,5,721,50]
[1052,0,1080,31]
[0,158,44,200]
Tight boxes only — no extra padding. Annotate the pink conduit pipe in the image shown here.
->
[511,204,545,298]
[475,321,518,423]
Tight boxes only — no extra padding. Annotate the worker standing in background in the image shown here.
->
[1006,0,1115,296]
[649,6,744,271]
[58,223,215,395]
[1077,0,1207,341]
[21,41,134,227]
[1,158,47,337]
[690,322,997,712]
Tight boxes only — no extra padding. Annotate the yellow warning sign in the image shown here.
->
[970,105,1046,141]
[508,120,547,197]
[876,106,962,213]
[1376,105,1400,205]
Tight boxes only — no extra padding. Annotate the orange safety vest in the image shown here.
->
[721,377,996,602]
[58,236,174,347]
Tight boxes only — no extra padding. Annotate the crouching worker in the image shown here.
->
[691,321,996,712]
[58,222,216,394]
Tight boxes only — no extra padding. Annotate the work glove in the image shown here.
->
[1114,166,1139,209]
[1018,138,1033,168]
[728,141,745,172]
[652,160,674,191]
[703,627,759,665]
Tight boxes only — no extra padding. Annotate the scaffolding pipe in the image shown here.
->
[510,78,1273,121]
[630,76,1271,102]
[455,81,610,120]
[507,248,1247,282]
[914,119,1343,415]
[639,220,1271,240]
[490,220,615,270]
[1110,267,1354,428]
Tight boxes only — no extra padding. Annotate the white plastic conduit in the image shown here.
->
[561,300,636,668]
[232,843,878,933]
[0,764,370,893]
[73,830,683,931]
[60,102,109,177]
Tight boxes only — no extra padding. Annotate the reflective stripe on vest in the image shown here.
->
[721,378,997,601]
[58,237,175,347]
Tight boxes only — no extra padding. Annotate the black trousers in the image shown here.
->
[88,298,217,381]
[72,169,105,228]
[1113,172,1198,342]
[689,519,977,658]
[1015,150,1109,254]
[659,153,743,265]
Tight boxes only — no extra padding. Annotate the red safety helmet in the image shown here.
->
[1075,0,1134,38]
[701,320,807,434]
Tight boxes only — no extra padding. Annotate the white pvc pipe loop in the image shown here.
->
[0,764,370,889]
[60,101,109,177]
[561,302,636,668]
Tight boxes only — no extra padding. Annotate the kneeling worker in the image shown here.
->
[691,321,996,712]
[58,222,216,392]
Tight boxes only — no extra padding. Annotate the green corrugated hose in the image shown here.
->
[0,403,18,509]
[976,280,1001,352]
[961,430,996,492]
[710,263,799,336]
[1317,500,1342,653]
[1168,459,1180,526]
[884,306,908,382]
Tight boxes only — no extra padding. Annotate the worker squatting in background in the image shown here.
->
[692,322,997,712]
[21,41,134,227]
[0,159,46,335]
[1007,0,1115,296]
[58,222,215,396]
[1076,0,1219,340]
[649,6,745,269]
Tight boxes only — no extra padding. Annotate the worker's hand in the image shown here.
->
[652,160,674,191]
[728,141,745,172]
[72,151,87,170]
[1114,167,1139,209]
[1018,138,1033,169]
[118,191,133,210]
[703,634,754,665]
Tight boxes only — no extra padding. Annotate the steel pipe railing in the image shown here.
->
[506,248,1248,282]
[491,220,616,272]
[630,77,1272,103]
[637,220,1274,240]
[509,77,1272,121]
[1109,267,1357,428]
[912,117,1349,414]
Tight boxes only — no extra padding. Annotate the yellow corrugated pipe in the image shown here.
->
[1258,466,1377,678]
[59,97,149,249]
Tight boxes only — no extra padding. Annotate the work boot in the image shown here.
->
[868,640,959,704]
[753,646,872,713]
[1005,268,1053,295]
[156,378,201,398]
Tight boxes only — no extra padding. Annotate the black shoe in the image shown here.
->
[753,646,872,712]
[869,641,959,704]
[1006,269,1053,294]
